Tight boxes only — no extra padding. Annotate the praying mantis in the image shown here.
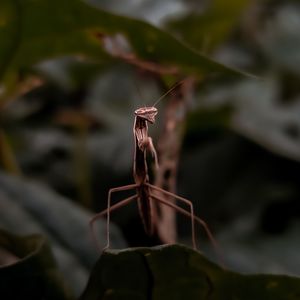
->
[90,81,219,253]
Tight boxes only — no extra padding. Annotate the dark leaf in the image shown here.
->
[0,0,249,97]
[80,244,300,300]
[0,229,73,300]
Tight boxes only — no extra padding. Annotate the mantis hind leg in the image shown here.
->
[147,183,223,265]
[147,183,196,248]
[90,184,138,251]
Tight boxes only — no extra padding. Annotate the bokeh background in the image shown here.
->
[1,0,300,296]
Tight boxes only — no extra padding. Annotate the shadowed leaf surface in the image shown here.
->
[0,0,247,96]
[80,244,300,300]
[0,171,127,296]
[0,229,73,300]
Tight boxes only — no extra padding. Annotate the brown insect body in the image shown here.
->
[90,83,221,263]
[133,107,158,235]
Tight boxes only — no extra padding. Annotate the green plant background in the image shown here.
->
[1,0,300,298]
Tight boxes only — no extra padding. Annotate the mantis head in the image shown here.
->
[135,107,158,124]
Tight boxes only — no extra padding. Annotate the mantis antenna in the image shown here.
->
[152,79,186,107]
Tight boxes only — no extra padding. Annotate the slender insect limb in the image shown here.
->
[147,137,159,168]
[106,184,139,249]
[148,182,218,248]
[90,194,138,251]
[90,184,138,251]
[149,192,195,248]
[147,183,196,249]
[149,192,224,267]
[147,183,223,265]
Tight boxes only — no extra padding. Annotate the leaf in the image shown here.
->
[0,170,127,296]
[186,105,233,132]
[0,0,248,97]
[0,129,21,175]
[166,0,251,52]
[0,171,127,266]
[0,229,73,300]
[80,244,300,300]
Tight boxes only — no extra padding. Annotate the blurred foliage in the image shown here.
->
[0,0,245,101]
[0,129,21,175]
[166,0,251,53]
[0,229,73,300]
[0,0,300,298]
[0,171,126,296]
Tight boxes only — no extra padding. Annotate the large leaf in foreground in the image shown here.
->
[0,0,247,95]
[80,244,300,300]
[0,229,73,300]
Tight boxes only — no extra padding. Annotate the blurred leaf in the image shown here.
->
[259,4,300,75]
[0,171,127,266]
[0,129,21,175]
[0,186,89,297]
[0,0,248,98]
[200,77,300,163]
[80,244,300,300]
[186,105,233,132]
[0,229,73,300]
[0,0,113,95]
[166,0,251,52]
[0,170,128,295]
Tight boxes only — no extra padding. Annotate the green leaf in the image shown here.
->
[80,244,300,300]
[186,105,234,131]
[166,0,251,52]
[0,229,73,300]
[0,0,248,97]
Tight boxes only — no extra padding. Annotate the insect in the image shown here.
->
[90,81,219,253]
